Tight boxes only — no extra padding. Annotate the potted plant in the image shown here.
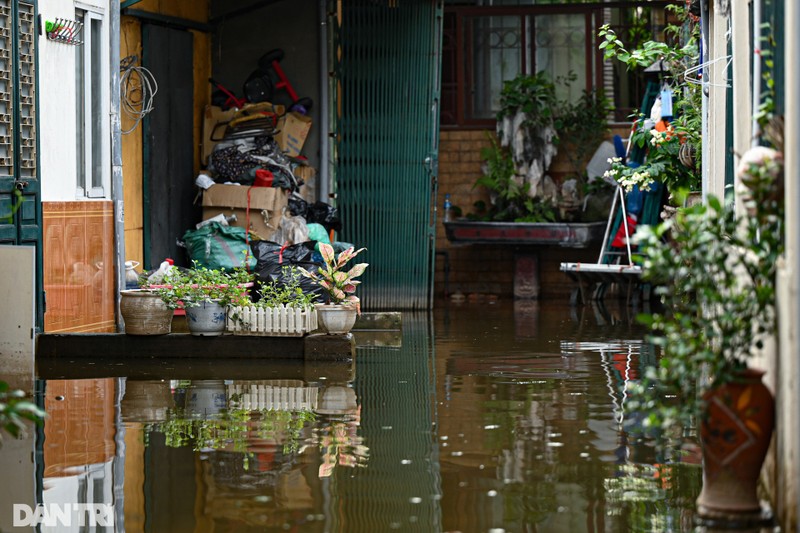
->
[471,71,612,223]
[298,243,368,335]
[631,147,783,521]
[227,265,320,336]
[598,5,702,201]
[120,287,175,335]
[154,263,254,336]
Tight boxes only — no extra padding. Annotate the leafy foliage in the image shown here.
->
[151,262,254,309]
[474,71,607,223]
[0,381,45,444]
[631,150,784,432]
[472,134,557,223]
[298,243,368,313]
[253,266,318,309]
[496,71,558,130]
[157,406,316,454]
[605,123,698,194]
[554,88,613,176]
[598,3,702,195]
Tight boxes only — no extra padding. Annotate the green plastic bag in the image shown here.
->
[307,223,331,245]
[183,222,256,271]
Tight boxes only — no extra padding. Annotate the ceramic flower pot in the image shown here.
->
[696,368,775,521]
[120,289,173,335]
[184,380,227,416]
[185,300,227,336]
[315,385,358,415]
[315,303,358,335]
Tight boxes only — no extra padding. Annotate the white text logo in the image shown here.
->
[12,503,114,527]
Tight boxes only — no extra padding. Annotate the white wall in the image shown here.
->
[705,5,729,199]
[38,0,111,202]
[0,246,36,531]
[778,0,799,528]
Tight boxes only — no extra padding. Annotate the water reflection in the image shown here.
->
[1,302,721,532]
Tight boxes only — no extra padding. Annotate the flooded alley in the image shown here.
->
[8,301,705,532]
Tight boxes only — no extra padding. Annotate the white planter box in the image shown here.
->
[226,304,318,337]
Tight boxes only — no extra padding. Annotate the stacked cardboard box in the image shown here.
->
[201,184,288,241]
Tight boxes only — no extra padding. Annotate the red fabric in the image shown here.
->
[254,169,274,187]
[611,215,638,248]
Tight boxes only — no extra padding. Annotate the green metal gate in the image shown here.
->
[0,0,43,327]
[330,0,443,310]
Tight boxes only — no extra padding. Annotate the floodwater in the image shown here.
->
[5,301,709,532]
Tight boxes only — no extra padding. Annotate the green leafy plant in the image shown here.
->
[157,406,316,454]
[598,3,702,195]
[554,88,613,177]
[631,148,783,432]
[227,265,320,331]
[604,122,698,194]
[496,70,558,131]
[254,266,318,309]
[472,134,556,223]
[151,262,254,309]
[473,70,610,223]
[0,381,45,444]
[298,243,368,313]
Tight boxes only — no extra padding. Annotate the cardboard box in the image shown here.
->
[275,112,312,157]
[294,166,317,204]
[202,184,287,240]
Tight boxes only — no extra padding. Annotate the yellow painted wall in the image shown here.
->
[121,17,144,268]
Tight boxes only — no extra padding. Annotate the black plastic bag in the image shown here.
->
[306,201,342,232]
[288,194,309,218]
[251,240,327,303]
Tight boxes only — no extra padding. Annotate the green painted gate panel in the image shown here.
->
[331,0,443,310]
[0,0,43,328]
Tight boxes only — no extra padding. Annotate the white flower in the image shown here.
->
[649,129,667,146]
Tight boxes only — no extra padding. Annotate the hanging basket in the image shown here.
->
[226,304,317,337]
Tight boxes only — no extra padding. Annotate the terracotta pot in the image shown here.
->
[120,289,173,335]
[697,368,775,520]
[315,303,357,335]
[121,380,175,422]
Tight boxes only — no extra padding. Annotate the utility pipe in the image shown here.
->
[699,0,709,200]
[751,0,762,146]
[112,378,126,532]
[319,0,330,202]
[110,0,126,331]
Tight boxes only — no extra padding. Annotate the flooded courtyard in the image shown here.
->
[5,301,706,532]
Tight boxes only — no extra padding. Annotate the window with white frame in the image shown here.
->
[75,7,108,198]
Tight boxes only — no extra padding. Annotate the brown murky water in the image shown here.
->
[25,301,706,532]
